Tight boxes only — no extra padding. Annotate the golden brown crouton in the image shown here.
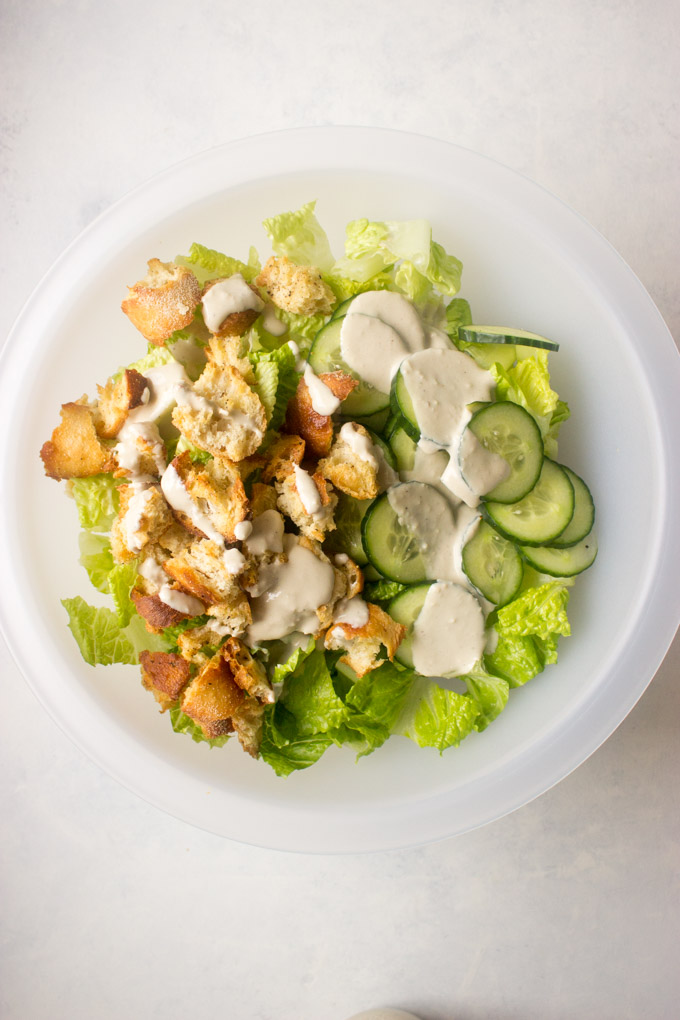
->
[163,538,251,638]
[40,401,116,480]
[176,622,226,663]
[318,423,379,501]
[202,278,263,338]
[222,638,274,704]
[205,334,254,379]
[139,651,191,711]
[170,451,249,544]
[110,483,174,562]
[231,698,265,757]
[285,370,358,458]
[93,369,148,439]
[113,421,167,480]
[324,602,406,678]
[275,469,337,543]
[121,259,201,345]
[261,433,305,483]
[172,361,266,462]
[250,482,278,517]
[131,589,192,634]
[179,653,245,739]
[256,256,335,315]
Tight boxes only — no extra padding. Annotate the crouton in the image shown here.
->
[275,468,337,543]
[172,361,266,462]
[93,369,148,439]
[163,538,251,637]
[40,401,116,480]
[121,259,201,345]
[324,602,406,678]
[261,434,305,483]
[176,621,226,663]
[139,651,191,711]
[222,638,274,704]
[179,652,245,739]
[113,421,167,480]
[205,334,253,375]
[131,589,192,634]
[318,423,379,501]
[231,698,265,757]
[256,255,335,316]
[110,483,174,562]
[285,371,358,459]
[201,277,263,338]
[170,451,249,544]
[332,555,364,599]
[250,482,278,517]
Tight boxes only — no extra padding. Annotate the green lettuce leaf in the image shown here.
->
[78,532,114,593]
[338,660,415,756]
[496,580,571,640]
[249,343,300,431]
[61,597,138,666]
[260,703,334,777]
[491,353,569,457]
[277,649,348,737]
[69,474,120,532]
[463,664,510,730]
[177,243,260,285]
[169,706,231,748]
[107,560,139,627]
[126,345,177,375]
[269,635,316,685]
[262,201,335,272]
[445,298,473,335]
[363,579,409,604]
[485,632,544,688]
[396,678,479,751]
[175,434,213,464]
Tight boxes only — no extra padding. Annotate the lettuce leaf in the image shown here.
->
[277,649,348,737]
[175,434,213,464]
[69,474,120,532]
[126,345,177,375]
[61,597,138,666]
[78,532,114,593]
[445,298,473,335]
[363,579,409,604]
[262,201,335,272]
[269,635,316,685]
[463,664,510,730]
[496,580,571,640]
[249,343,300,431]
[395,678,479,751]
[338,660,415,756]
[177,243,260,285]
[491,353,570,457]
[485,633,544,688]
[260,703,334,777]
[107,560,139,627]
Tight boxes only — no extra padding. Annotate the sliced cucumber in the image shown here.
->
[388,583,432,668]
[324,493,371,565]
[485,459,575,545]
[457,340,517,371]
[388,423,417,472]
[308,318,389,417]
[331,297,355,320]
[521,534,597,576]
[389,366,420,441]
[347,407,391,435]
[464,402,543,503]
[459,325,560,352]
[361,491,428,583]
[462,520,523,606]
[366,428,397,470]
[550,466,595,547]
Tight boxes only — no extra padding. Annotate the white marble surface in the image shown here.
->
[1,1,679,1018]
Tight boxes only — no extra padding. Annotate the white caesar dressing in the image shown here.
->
[261,302,288,336]
[339,422,378,469]
[124,361,190,426]
[340,313,410,392]
[401,444,451,500]
[115,421,167,479]
[348,290,427,351]
[293,464,322,516]
[122,484,156,552]
[160,461,225,547]
[244,509,284,558]
[304,364,341,416]
[158,585,205,616]
[234,520,253,542]
[410,581,485,677]
[247,534,335,643]
[201,273,264,334]
[286,340,307,372]
[333,596,370,629]
[457,426,510,496]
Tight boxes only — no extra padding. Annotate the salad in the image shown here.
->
[39,202,596,776]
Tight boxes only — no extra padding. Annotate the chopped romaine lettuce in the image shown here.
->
[69,474,120,532]
[262,200,335,272]
[78,532,114,593]
[177,242,260,285]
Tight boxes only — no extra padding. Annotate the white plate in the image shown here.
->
[1,127,678,853]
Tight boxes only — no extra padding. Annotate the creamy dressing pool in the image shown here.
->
[201,273,264,333]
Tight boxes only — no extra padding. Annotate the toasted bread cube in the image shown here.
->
[231,698,265,757]
[275,469,337,543]
[172,361,266,462]
[113,421,167,480]
[110,483,174,562]
[170,451,249,544]
[250,482,278,517]
[222,638,274,704]
[201,278,263,338]
[121,259,201,345]
[139,651,191,711]
[180,653,245,739]
[256,256,334,316]
[285,372,358,459]
[40,401,116,480]
[318,423,379,501]
[94,369,148,439]
[324,602,406,678]
[131,589,192,634]
[261,434,305,483]
[163,538,251,638]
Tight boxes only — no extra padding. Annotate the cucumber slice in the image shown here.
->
[462,520,523,606]
[485,459,575,545]
[361,491,428,583]
[388,583,432,667]
[331,297,355,320]
[323,493,371,565]
[388,424,417,472]
[308,318,389,417]
[459,325,560,352]
[347,407,391,435]
[464,402,543,503]
[366,428,397,470]
[520,534,597,576]
[389,366,420,441]
[550,466,595,547]
[457,340,517,371]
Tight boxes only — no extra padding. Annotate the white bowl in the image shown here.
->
[1,127,678,853]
